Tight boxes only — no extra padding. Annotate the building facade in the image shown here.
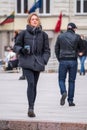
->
[0,0,87,71]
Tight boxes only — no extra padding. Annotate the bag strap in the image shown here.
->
[21,30,26,47]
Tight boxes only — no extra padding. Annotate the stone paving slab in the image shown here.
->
[0,71,87,129]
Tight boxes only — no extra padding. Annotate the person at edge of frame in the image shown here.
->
[78,34,87,75]
[14,30,26,80]
[13,12,50,117]
[55,22,84,107]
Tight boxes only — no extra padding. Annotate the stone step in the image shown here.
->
[0,120,87,130]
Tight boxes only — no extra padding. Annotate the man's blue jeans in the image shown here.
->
[79,56,86,74]
[58,60,77,102]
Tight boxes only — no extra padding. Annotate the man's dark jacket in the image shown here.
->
[55,29,84,61]
[13,25,50,71]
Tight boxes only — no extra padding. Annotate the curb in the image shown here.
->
[0,120,87,130]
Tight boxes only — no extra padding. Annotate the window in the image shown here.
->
[24,0,28,13]
[46,0,50,13]
[84,0,87,12]
[77,0,81,13]
[16,0,28,14]
[39,0,50,14]
[17,0,21,13]
[76,0,87,14]
[16,0,50,15]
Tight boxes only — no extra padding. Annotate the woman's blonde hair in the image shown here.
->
[27,12,41,26]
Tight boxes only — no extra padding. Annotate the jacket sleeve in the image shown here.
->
[42,32,50,65]
[13,31,25,54]
[55,36,60,61]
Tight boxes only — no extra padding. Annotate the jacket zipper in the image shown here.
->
[33,35,44,67]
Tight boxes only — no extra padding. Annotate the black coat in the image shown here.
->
[78,39,87,56]
[55,29,84,61]
[13,25,50,71]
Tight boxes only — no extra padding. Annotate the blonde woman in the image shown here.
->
[14,13,50,117]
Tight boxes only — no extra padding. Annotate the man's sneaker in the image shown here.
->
[28,109,36,117]
[60,92,67,105]
[69,102,75,106]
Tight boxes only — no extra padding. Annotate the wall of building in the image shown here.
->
[0,0,87,71]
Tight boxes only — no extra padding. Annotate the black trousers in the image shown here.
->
[23,68,40,109]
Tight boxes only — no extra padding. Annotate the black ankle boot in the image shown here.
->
[69,102,75,106]
[28,108,36,117]
[19,75,25,80]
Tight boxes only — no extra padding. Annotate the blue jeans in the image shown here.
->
[58,60,77,102]
[79,56,86,74]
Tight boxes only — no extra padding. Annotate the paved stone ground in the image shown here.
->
[0,70,87,125]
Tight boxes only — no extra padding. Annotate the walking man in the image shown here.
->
[55,22,84,106]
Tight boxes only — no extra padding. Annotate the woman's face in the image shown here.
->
[30,15,39,27]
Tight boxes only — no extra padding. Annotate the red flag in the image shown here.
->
[54,12,62,33]
[0,11,15,25]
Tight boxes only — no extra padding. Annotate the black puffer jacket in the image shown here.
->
[55,29,84,61]
[14,25,50,71]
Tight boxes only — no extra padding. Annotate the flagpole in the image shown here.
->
[13,11,15,32]
[69,0,71,22]
[12,10,15,47]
